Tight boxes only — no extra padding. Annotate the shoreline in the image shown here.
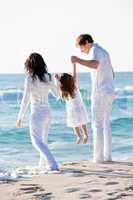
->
[0,160,133,200]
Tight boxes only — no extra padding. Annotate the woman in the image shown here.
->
[16,53,59,171]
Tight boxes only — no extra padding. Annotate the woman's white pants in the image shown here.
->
[29,105,58,170]
[91,93,114,163]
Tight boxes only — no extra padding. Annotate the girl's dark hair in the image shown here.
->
[60,73,76,99]
[76,34,94,46]
[25,53,51,82]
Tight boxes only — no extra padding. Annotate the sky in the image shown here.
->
[0,0,133,73]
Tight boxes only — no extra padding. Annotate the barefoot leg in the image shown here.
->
[73,127,81,144]
[81,124,88,144]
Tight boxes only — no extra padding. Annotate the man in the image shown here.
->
[71,34,115,163]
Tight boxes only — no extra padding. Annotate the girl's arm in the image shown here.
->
[72,62,77,83]
[16,76,31,127]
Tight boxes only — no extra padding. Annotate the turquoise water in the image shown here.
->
[0,73,133,171]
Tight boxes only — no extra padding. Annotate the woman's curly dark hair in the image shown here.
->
[25,53,51,82]
[60,73,76,99]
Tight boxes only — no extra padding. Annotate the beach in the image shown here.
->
[0,160,133,200]
[0,0,133,199]
[0,73,133,199]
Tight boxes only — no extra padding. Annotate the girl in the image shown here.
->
[16,53,59,171]
[55,63,89,144]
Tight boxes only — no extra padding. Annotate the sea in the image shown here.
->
[0,72,133,172]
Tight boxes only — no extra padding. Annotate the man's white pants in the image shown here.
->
[91,93,114,163]
[29,105,58,170]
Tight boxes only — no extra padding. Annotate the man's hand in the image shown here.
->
[16,119,23,128]
[71,56,80,64]
[71,55,99,69]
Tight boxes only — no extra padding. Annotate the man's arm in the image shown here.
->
[71,56,99,69]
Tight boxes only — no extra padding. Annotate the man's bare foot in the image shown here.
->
[83,134,88,144]
[76,136,81,144]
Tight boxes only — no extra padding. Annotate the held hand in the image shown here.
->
[72,62,76,68]
[16,119,23,128]
[71,56,79,64]
[55,74,60,81]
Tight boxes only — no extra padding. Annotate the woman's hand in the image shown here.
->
[16,119,23,128]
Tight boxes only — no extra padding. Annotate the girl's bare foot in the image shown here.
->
[73,127,81,144]
[76,136,81,144]
[83,134,88,144]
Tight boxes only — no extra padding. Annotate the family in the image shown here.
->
[16,34,115,172]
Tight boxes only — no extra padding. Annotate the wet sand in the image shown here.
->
[0,160,133,200]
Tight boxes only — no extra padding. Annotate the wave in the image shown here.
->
[112,117,133,124]
[0,86,133,102]
[115,86,133,96]
[49,141,72,150]
[0,165,60,182]
[0,88,23,102]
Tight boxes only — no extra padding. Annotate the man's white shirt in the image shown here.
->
[88,43,115,99]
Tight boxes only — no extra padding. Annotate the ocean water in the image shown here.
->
[0,72,133,171]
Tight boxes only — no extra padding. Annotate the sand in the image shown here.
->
[0,160,133,200]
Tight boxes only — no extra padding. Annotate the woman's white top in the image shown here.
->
[17,74,59,121]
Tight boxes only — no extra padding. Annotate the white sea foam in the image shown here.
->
[0,86,133,102]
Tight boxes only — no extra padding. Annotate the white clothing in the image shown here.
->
[17,74,59,170]
[88,43,115,163]
[66,89,88,127]
[89,43,115,99]
[29,104,57,170]
[91,93,114,163]
[18,74,59,120]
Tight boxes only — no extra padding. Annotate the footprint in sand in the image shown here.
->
[98,176,106,178]
[80,193,92,199]
[107,193,133,200]
[125,185,133,191]
[21,184,39,186]
[72,170,86,177]
[32,192,55,200]
[107,192,117,196]
[89,189,102,192]
[19,184,45,194]
[103,169,113,173]
[105,181,119,186]
[73,169,84,173]
[64,187,81,193]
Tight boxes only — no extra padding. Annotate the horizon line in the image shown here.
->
[0,71,133,75]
